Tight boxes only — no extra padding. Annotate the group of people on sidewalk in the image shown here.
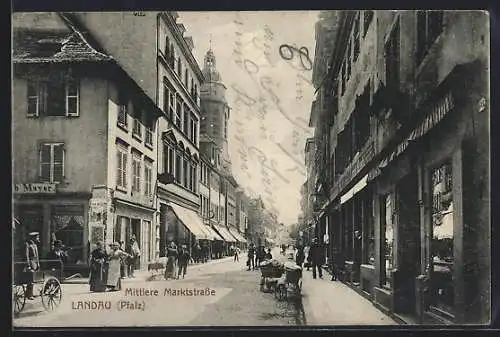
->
[88,235,141,292]
[164,240,192,280]
[246,243,273,270]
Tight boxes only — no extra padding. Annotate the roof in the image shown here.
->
[12,17,114,64]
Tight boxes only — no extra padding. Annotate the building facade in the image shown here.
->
[308,10,490,324]
[12,12,161,274]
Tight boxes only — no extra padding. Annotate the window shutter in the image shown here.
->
[53,144,65,182]
[116,151,122,187]
[40,145,51,181]
[27,81,40,117]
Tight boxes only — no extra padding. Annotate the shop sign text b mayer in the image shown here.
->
[14,183,57,194]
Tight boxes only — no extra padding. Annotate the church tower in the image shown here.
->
[200,47,232,172]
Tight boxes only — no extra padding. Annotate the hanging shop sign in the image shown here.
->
[14,183,57,194]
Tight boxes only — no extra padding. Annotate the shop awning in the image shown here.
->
[227,227,247,243]
[213,225,237,242]
[202,224,225,241]
[169,204,209,240]
[340,174,368,204]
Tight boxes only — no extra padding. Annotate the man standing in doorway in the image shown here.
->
[309,237,324,279]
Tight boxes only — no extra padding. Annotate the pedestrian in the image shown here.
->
[165,240,178,279]
[234,246,240,262]
[126,235,141,278]
[309,238,325,279]
[247,243,256,270]
[106,242,130,291]
[45,239,68,270]
[25,232,40,300]
[296,245,305,267]
[177,245,191,279]
[305,245,312,271]
[89,241,107,292]
[119,241,127,278]
[264,248,273,260]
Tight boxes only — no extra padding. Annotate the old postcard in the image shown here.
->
[12,10,490,327]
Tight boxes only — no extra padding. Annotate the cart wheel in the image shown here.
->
[41,277,62,311]
[13,285,26,316]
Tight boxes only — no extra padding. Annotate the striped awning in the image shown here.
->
[227,227,247,243]
[169,204,208,240]
[213,225,237,243]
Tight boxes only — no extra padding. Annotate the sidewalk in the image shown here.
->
[64,256,235,284]
[301,268,397,325]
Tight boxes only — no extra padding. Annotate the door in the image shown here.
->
[395,171,421,314]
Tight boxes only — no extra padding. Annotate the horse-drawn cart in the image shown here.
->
[12,259,63,316]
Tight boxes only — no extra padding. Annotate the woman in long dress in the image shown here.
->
[164,240,178,280]
[89,241,108,292]
[106,242,130,291]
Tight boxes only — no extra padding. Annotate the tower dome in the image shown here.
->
[202,49,222,83]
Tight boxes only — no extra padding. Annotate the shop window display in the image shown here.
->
[382,193,394,288]
[430,161,454,314]
[51,205,85,264]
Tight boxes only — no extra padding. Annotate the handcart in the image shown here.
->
[12,259,63,316]
[275,262,302,301]
[259,260,284,293]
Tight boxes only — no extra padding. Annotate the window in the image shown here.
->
[183,107,189,135]
[224,116,228,140]
[164,145,175,175]
[163,83,169,115]
[353,14,360,62]
[430,161,454,313]
[144,160,153,197]
[51,205,85,264]
[363,11,374,37]
[385,20,401,89]
[190,164,197,192]
[191,79,195,97]
[189,117,195,143]
[27,72,80,117]
[193,119,198,145]
[175,152,182,184]
[417,11,444,65]
[381,193,394,289]
[132,154,142,193]
[40,143,65,183]
[164,35,170,57]
[176,99,182,128]
[183,157,189,188]
[340,62,346,96]
[184,69,189,88]
[145,126,153,147]
[169,45,175,69]
[177,57,182,77]
[132,107,143,138]
[117,91,128,128]
[169,91,175,121]
[364,194,375,265]
[116,147,128,189]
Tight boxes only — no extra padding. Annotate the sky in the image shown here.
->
[179,11,319,226]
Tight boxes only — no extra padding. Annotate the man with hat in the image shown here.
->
[25,232,40,299]
[309,237,325,279]
[177,244,191,279]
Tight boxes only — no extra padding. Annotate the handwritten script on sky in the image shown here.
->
[179,11,318,225]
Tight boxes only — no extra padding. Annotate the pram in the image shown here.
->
[275,262,303,300]
[259,259,284,292]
